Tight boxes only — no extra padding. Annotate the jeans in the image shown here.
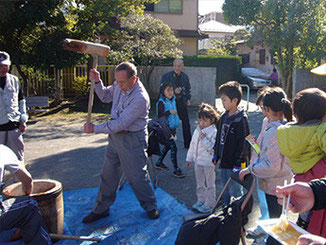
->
[258,183,270,220]
[220,168,243,204]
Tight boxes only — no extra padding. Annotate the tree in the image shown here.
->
[0,0,80,97]
[223,0,326,96]
[0,0,157,99]
[106,14,183,88]
[206,39,236,56]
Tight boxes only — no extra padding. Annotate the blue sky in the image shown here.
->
[199,0,224,15]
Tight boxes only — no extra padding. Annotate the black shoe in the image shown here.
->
[147,209,160,219]
[173,169,185,178]
[155,162,169,171]
[82,212,109,223]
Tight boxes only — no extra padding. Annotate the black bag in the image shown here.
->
[175,195,252,245]
[175,173,255,245]
[147,117,172,156]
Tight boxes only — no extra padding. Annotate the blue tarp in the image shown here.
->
[0,183,192,244]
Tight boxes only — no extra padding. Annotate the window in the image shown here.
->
[145,3,154,11]
[259,49,266,65]
[145,0,182,14]
[239,54,250,65]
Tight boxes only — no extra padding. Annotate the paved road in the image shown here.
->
[21,90,295,244]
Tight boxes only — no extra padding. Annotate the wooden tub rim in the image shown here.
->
[3,179,62,200]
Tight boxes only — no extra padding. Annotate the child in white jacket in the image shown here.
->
[186,103,219,213]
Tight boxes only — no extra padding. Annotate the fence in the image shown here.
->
[10,65,116,98]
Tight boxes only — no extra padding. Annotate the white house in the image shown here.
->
[198,11,241,51]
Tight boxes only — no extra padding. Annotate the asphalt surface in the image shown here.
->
[20,90,296,244]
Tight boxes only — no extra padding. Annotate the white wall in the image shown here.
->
[293,68,326,97]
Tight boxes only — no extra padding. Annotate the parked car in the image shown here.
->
[241,67,272,89]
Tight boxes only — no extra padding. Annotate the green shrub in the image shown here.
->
[72,76,89,97]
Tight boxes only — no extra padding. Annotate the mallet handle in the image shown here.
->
[50,233,102,242]
[87,55,98,123]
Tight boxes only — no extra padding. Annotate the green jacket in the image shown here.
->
[277,120,326,174]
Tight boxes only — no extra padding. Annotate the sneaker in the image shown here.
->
[155,162,169,171]
[173,169,185,178]
[196,205,212,213]
[192,201,204,211]
[247,226,266,238]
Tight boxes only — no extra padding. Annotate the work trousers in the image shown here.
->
[195,164,216,209]
[176,100,191,148]
[0,196,51,245]
[93,131,157,214]
[0,128,24,161]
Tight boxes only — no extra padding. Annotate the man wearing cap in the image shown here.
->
[0,51,28,161]
[0,144,52,244]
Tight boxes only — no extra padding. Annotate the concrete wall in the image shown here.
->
[148,66,216,107]
[293,68,326,97]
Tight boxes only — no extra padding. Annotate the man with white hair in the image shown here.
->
[0,51,28,161]
[160,58,191,148]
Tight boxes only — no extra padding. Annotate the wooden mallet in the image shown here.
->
[63,38,110,122]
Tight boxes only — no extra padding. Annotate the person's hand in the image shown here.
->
[19,121,26,133]
[213,160,218,166]
[276,182,314,213]
[239,168,249,181]
[89,68,100,83]
[186,161,191,168]
[186,100,191,106]
[84,122,95,133]
[175,87,182,94]
[297,234,326,245]
[169,109,177,115]
[15,167,33,195]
